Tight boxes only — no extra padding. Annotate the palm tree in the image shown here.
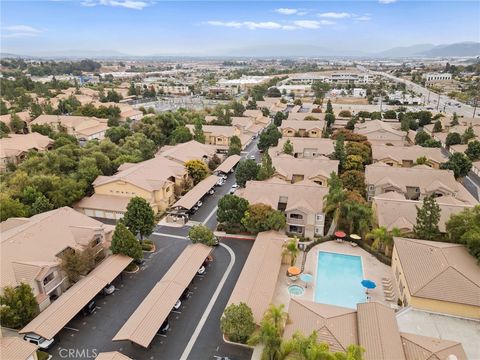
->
[341,201,372,236]
[323,173,345,226]
[283,238,299,266]
[366,226,403,256]
[248,320,283,360]
[264,304,288,333]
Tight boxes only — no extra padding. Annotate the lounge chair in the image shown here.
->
[383,283,393,289]
[382,279,392,286]
[350,242,358,247]
[385,294,396,302]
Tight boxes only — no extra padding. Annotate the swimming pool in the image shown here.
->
[314,251,366,309]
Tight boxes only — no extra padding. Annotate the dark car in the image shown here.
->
[180,287,190,301]
[134,258,146,266]
[82,300,97,316]
[157,318,170,334]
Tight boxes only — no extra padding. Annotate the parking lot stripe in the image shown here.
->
[179,243,236,360]
[152,232,187,239]
[63,326,79,332]
[202,206,218,226]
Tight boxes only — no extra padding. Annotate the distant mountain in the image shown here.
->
[375,44,435,57]
[377,42,480,58]
[219,44,369,58]
[417,42,480,57]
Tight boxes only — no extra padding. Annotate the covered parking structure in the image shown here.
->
[226,231,288,324]
[112,243,212,348]
[214,154,241,175]
[169,175,220,217]
[20,255,132,340]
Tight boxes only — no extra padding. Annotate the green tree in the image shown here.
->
[341,170,366,197]
[185,159,210,185]
[273,111,285,127]
[414,196,441,240]
[122,197,155,242]
[228,135,242,156]
[10,114,26,133]
[241,203,286,234]
[345,154,364,171]
[282,139,293,155]
[193,120,205,144]
[446,205,480,261]
[331,135,347,172]
[445,132,462,147]
[0,283,39,329]
[171,126,193,144]
[383,110,397,119]
[432,120,443,133]
[208,154,222,171]
[323,173,345,225]
[450,112,459,126]
[60,248,95,283]
[416,156,428,165]
[325,99,333,114]
[312,81,330,100]
[110,222,143,260]
[257,152,275,180]
[188,224,216,246]
[415,131,432,146]
[441,152,472,179]
[366,226,403,256]
[105,126,132,144]
[220,303,255,344]
[325,113,335,128]
[235,159,259,187]
[282,238,299,266]
[461,126,476,144]
[217,194,249,230]
[340,199,372,235]
[0,194,29,221]
[465,140,480,161]
[258,125,282,152]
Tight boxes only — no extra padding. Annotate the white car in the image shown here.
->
[231,184,239,189]
[208,188,215,195]
[248,155,255,160]
[217,179,225,186]
[197,266,206,275]
[23,333,54,350]
[221,174,228,180]
[196,200,203,207]
[173,299,181,311]
[103,283,115,295]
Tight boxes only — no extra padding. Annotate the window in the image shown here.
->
[290,213,303,219]
[43,273,55,286]
[316,214,323,222]
[91,236,102,247]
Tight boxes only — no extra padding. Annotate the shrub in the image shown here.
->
[221,303,255,344]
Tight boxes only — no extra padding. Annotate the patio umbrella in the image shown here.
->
[334,231,346,238]
[300,273,313,288]
[288,266,301,276]
[350,234,361,241]
[361,279,376,294]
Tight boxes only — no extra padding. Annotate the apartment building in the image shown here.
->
[186,124,250,148]
[365,163,477,203]
[237,179,329,238]
[280,120,325,138]
[76,156,188,219]
[372,191,475,233]
[30,115,109,141]
[0,133,54,172]
[371,144,448,169]
[0,207,113,311]
[0,111,32,131]
[157,140,218,165]
[354,120,406,146]
[271,154,339,186]
[270,137,335,158]
[392,237,479,319]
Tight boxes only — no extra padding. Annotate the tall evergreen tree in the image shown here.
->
[331,135,347,172]
[110,222,143,260]
[414,196,441,240]
[257,152,275,180]
[122,197,155,242]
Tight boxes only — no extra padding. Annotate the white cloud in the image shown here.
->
[274,8,298,15]
[379,0,397,3]
[2,25,43,38]
[206,21,284,30]
[81,0,149,10]
[293,20,321,29]
[318,12,351,19]
[355,15,372,21]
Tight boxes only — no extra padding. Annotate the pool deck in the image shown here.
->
[272,240,397,311]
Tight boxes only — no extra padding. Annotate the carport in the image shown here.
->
[19,255,132,340]
[169,175,220,213]
[112,243,212,348]
[226,231,288,324]
[215,154,241,174]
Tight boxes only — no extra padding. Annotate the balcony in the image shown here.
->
[287,217,305,225]
[43,275,65,295]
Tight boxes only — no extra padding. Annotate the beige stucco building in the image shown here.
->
[280,120,325,138]
[0,133,54,172]
[391,237,480,319]
[76,156,188,219]
[371,144,447,169]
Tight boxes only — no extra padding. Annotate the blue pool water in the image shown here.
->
[314,251,366,309]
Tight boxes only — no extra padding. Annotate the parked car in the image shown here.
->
[82,300,97,316]
[197,266,206,275]
[134,258,146,266]
[172,299,181,311]
[216,179,225,186]
[196,200,203,207]
[208,188,215,195]
[103,283,115,295]
[23,333,54,350]
[157,318,170,334]
[221,174,228,180]
[180,287,190,301]
[248,155,255,160]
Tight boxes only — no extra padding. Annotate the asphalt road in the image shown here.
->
[51,138,263,360]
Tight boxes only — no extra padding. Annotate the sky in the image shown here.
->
[1,0,479,56]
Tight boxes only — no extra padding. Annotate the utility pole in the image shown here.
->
[436,92,441,111]
[474,96,478,118]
